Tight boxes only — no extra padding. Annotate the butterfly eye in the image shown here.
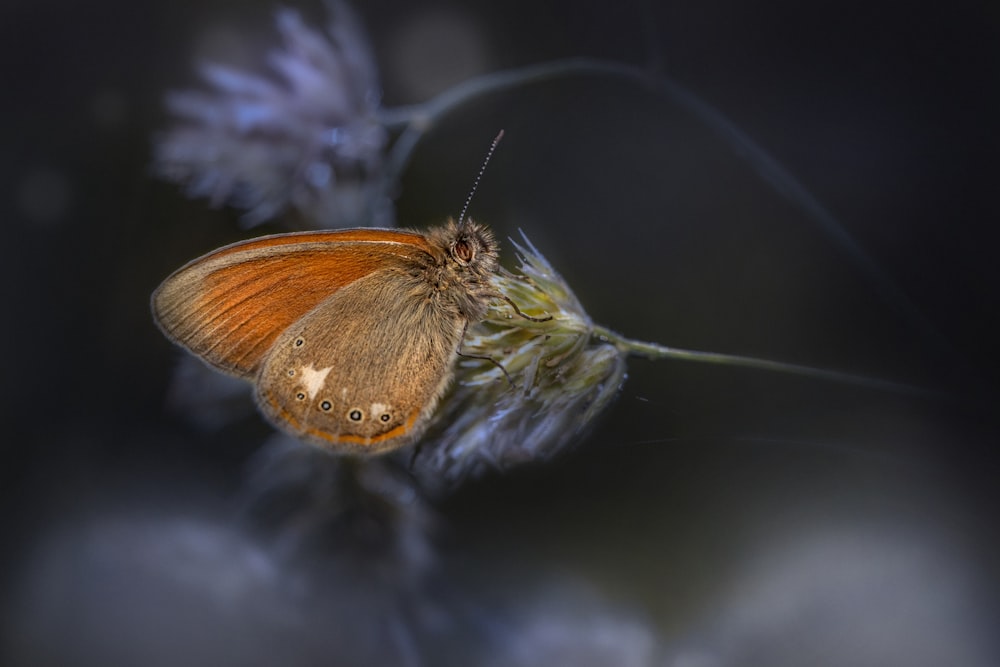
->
[348,408,364,422]
[453,239,475,263]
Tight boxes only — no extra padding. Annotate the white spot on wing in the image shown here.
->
[298,364,332,400]
[370,402,389,416]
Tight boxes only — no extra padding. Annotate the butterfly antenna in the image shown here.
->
[458,130,504,229]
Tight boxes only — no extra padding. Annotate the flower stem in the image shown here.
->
[592,324,943,399]
[377,57,958,371]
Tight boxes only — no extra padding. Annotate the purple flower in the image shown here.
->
[156,2,390,227]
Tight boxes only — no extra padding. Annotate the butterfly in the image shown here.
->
[152,219,504,454]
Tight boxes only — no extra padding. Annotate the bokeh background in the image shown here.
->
[2,0,998,665]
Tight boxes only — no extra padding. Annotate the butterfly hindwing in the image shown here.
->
[255,269,466,453]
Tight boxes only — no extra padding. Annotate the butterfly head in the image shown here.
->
[428,218,499,277]
[420,218,500,321]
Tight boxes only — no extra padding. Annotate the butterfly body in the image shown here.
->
[152,219,499,454]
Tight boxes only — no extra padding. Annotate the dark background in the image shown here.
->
[2,0,998,665]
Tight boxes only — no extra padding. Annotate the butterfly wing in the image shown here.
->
[255,268,466,454]
[152,229,437,378]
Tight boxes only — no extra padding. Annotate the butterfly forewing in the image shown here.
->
[255,270,466,453]
[152,229,437,377]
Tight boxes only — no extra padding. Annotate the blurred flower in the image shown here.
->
[413,233,628,488]
[242,434,440,584]
[155,1,390,227]
[6,469,666,666]
[665,526,995,667]
[477,582,660,667]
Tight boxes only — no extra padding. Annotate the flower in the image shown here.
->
[411,233,628,489]
[242,434,440,582]
[155,1,390,227]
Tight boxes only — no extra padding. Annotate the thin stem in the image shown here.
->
[372,120,425,222]
[592,324,944,399]
[375,57,957,369]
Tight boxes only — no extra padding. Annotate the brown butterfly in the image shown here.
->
[152,219,505,455]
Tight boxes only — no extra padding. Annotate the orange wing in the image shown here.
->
[151,228,436,378]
